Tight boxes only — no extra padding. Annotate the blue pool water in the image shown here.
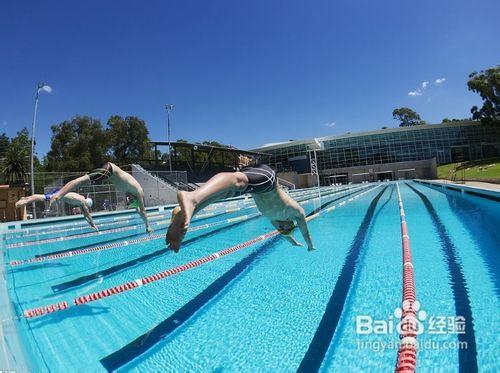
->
[1,182,498,371]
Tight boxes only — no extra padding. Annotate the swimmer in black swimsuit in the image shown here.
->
[49,162,153,233]
[167,164,314,252]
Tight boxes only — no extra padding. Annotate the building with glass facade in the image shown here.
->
[251,121,500,184]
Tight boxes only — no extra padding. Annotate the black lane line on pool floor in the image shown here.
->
[50,190,343,292]
[100,235,282,372]
[297,186,387,373]
[406,183,478,372]
[50,215,263,293]
[419,181,500,297]
[99,188,371,371]
[31,209,242,259]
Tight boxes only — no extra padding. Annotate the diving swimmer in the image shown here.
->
[167,164,314,252]
[16,190,97,230]
[49,162,153,233]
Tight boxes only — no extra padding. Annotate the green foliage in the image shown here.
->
[10,128,31,149]
[45,116,109,172]
[0,132,9,159]
[2,141,28,185]
[392,107,424,127]
[0,128,37,185]
[107,115,151,165]
[442,118,468,123]
[201,140,231,148]
[467,66,500,124]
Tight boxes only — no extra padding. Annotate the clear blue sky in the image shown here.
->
[1,0,499,156]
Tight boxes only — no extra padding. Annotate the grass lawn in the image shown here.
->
[437,158,500,180]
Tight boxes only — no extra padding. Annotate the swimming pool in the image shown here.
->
[1,181,498,371]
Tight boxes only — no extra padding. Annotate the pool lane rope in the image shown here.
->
[22,184,379,319]
[6,202,263,249]
[9,186,351,266]
[7,186,340,249]
[8,213,260,267]
[7,186,330,238]
[394,183,419,373]
[6,211,168,240]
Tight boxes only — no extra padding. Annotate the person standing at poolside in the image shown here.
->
[167,164,314,252]
[16,191,97,230]
[49,162,153,233]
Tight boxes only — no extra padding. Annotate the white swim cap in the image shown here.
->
[85,197,93,208]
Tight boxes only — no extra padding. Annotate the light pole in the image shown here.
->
[165,104,175,172]
[30,82,52,219]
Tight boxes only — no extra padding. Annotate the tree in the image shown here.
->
[0,128,44,186]
[467,66,499,124]
[10,128,31,149]
[392,107,424,127]
[0,132,9,159]
[107,116,151,165]
[2,141,28,185]
[442,118,467,123]
[45,116,109,172]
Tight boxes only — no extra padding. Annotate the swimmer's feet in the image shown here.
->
[15,198,27,208]
[166,191,196,252]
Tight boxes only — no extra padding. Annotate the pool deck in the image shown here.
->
[415,179,500,200]
[429,179,500,192]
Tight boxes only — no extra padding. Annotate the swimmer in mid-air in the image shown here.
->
[16,190,97,230]
[167,164,314,252]
[49,162,153,233]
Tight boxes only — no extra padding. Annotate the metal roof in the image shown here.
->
[250,121,480,152]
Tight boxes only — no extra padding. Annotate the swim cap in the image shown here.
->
[85,197,93,208]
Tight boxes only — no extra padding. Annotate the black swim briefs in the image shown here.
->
[241,164,276,194]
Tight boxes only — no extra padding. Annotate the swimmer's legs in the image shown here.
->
[15,194,45,208]
[167,172,249,252]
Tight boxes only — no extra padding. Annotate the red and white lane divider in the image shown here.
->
[5,209,169,237]
[22,184,379,319]
[6,217,169,249]
[8,213,261,267]
[7,211,167,240]
[394,183,418,373]
[9,187,352,267]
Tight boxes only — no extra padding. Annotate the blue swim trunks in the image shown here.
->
[44,188,61,201]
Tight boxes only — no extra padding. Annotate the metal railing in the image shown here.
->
[277,177,296,190]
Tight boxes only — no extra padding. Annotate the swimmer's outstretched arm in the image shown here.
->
[82,204,98,231]
[296,214,315,251]
[15,195,45,208]
[137,194,153,233]
[49,175,90,207]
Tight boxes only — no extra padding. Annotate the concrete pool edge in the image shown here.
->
[415,179,500,201]
[0,227,33,371]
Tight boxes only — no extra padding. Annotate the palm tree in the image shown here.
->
[1,142,28,185]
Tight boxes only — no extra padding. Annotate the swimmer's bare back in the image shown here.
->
[50,162,152,233]
[167,165,314,252]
